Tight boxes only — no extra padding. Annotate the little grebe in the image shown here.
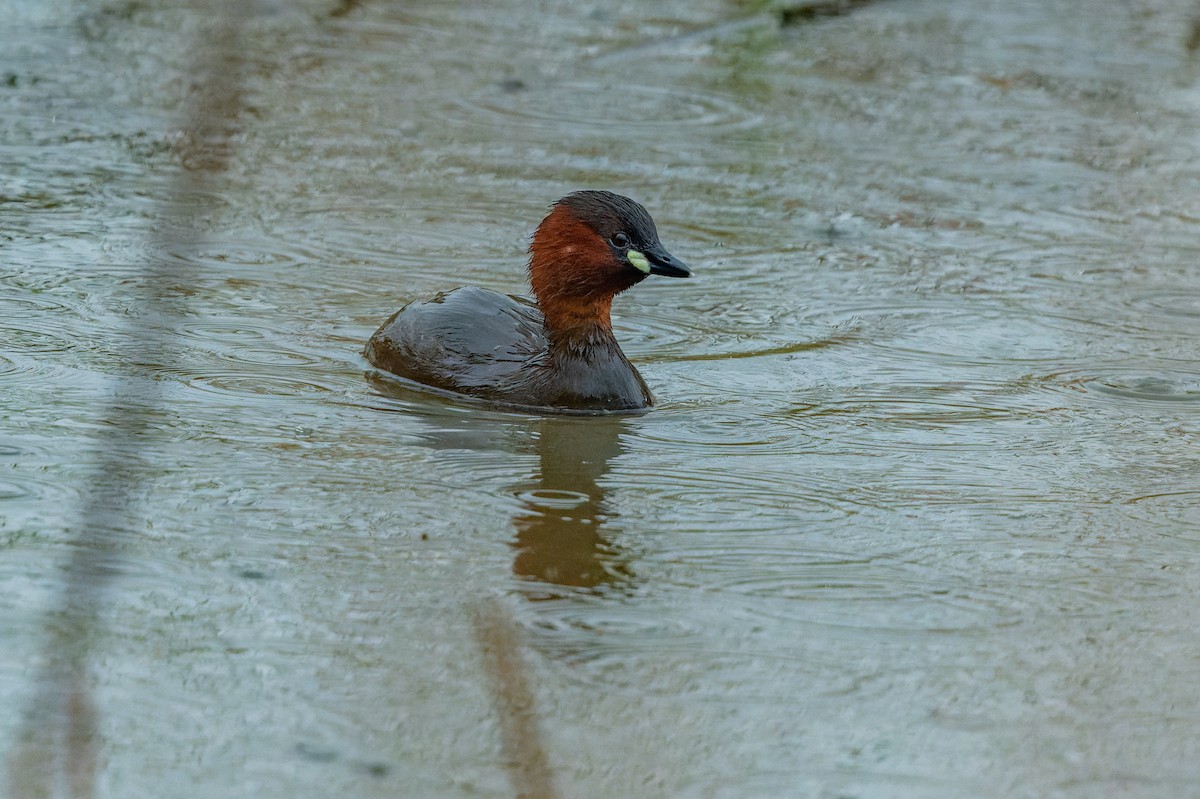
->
[364,191,691,412]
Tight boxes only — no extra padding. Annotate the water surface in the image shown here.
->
[4,0,1200,796]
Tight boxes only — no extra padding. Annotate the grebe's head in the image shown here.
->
[528,191,691,315]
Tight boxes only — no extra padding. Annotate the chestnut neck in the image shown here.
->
[528,205,641,356]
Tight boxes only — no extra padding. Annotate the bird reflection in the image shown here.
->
[363,375,636,596]
[512,415,634,597]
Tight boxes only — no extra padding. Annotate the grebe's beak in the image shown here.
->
[642,244,692,278]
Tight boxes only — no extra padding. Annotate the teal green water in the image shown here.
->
[4,1,1200,796]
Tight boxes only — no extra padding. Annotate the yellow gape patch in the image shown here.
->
[627,249,650,274]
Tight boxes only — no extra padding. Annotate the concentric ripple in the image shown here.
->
[0,324,78,355]
[517,489,592,510]
[846,303,1068,367]
[180,370,341,401]
[1041,365,1200,405]
[269,200,535,290]
[452,80,761,137]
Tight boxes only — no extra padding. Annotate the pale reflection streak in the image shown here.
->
[5,3,247,796]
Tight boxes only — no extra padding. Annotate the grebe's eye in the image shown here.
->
[611,232,630,248]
